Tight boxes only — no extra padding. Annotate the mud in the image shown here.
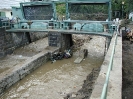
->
[0,54,103,99]
[64,67,100,99]
[122,40,133,99]
[0,34,105,99]
[122,22,133,99]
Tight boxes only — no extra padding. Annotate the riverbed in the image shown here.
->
[0,55,104,99]
[0,35,105,99]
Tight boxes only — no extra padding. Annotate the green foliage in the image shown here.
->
[112,0,133,13]
[56,0,133,19]
[56,3,66,16]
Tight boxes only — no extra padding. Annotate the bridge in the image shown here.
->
[3,0,116,50]
[3,0,114,36]
[0,0,122,99]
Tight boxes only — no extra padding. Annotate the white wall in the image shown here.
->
[5,11,12,19]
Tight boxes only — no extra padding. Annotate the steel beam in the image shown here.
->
[6,29,113,37]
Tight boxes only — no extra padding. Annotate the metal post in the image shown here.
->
[52,1,57,20]
[20,3,25,20]
[108,1,112,21]
[122,2,124,19]
[66,0,69,19]
[108,1,112,33]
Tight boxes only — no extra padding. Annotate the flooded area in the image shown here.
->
[0,55,104,99]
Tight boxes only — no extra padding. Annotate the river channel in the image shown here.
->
[0,54,104,99]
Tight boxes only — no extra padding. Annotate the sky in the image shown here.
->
[0,0,29,9]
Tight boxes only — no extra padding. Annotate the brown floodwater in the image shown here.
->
[0,55,104,99]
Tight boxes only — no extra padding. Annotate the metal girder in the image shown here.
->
[6,29,113,37]
[20,1,53,5]
[65,0,110,3]
[63,20,113,24]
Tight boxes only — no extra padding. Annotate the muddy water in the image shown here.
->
[0,55,104,99]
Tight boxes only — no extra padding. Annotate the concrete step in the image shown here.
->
[74,57,83,64]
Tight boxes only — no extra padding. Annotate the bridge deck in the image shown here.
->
[6,29,113,37]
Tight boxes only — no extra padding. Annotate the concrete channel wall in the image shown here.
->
[0,48,59,94]
[90,35,122,99]
[0,28,48,58]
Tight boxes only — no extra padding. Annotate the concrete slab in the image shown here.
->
[107,37,122,99]
[74,57,83,63]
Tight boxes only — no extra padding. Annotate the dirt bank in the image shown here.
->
[122,22,133,99]
[122,40,133,99]
[64,67,100,99]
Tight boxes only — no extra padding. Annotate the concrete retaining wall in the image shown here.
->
[0,28,48,58]
[0,48,59,94]
[48,32,73,51]
[30,32,48,42]
[0,28,30,58]
[0,28,14,57]
[90,35,122,99]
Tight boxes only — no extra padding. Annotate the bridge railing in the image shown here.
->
[101,33,118,99]
[4,19,118,37]
[62,20,117,33]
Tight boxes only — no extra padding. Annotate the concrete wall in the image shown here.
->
[48,32,73,51]
[0,48,59,94]
[30,32,48,42]
[0,28,48,58]
[5,11,12,19]
[0,28,14,57]
[90,35,122,99]
[0,28,30,58]
[0,10,12,19]
[61,33,73,51]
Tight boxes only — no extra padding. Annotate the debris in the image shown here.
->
[71,94,76,97]
[72,34,92,50]
[19,55,22,58]
[50,49,73,63]
[126,28,133,43]
[74,49,88,64]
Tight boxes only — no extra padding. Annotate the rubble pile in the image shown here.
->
[50,49,73,63]
[72,34,92,50]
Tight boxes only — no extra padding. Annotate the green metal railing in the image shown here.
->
[101,33,118,99]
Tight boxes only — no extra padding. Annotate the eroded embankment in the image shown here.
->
[122,40,133,99]
[122,22,133,99]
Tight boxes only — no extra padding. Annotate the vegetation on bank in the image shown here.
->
[56,0,133,19]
